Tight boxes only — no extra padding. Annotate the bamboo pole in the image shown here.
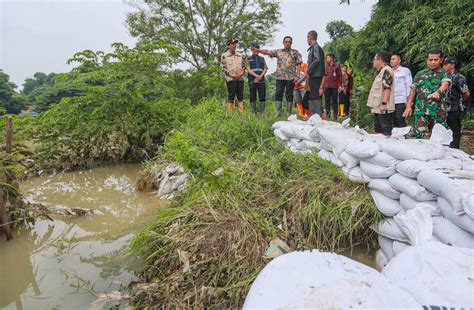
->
[0,188,13,240]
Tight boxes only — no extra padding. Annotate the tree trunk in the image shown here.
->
[0,188,13,240]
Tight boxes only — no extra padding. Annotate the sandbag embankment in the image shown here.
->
[273,115,474,269]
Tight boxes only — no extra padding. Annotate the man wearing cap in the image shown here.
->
[403,49,451,138]
[246,43,268,115]
[220,38,247,113]
[443,56,470,149]
[255,36,303,117]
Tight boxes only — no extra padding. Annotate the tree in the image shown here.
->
[350,0,474,83]
[325,20,354,40]
[0,70,26,114]
[22,72,56,95]
[126,0,281,70]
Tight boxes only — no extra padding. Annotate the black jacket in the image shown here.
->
[307,43,325,78]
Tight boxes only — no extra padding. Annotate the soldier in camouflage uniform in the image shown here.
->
[403,49,451,139]
[256,36,303,117]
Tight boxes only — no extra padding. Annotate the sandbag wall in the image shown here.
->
[273,115,474,269]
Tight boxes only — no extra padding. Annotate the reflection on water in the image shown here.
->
[0,164,165,309]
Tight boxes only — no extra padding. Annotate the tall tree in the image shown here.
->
[0,70,26,114]
[126,0,281,70]
[325,20,354,40]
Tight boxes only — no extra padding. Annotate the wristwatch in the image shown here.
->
[381,101,387,105]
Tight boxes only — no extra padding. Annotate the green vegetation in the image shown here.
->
[0,70,26,115]
[127,0,281,70]
[129,99,381,307]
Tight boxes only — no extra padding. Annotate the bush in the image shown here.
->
[130,99,382,308]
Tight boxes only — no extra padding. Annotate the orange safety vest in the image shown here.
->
[294,63,308,90]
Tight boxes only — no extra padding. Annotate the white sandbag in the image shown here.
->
[375,249,388,270]
[429,123,453,145]
[390,126,411,139]
[243,251,420,309]
[417,169,474,215]
[371,218,408,243]
[317,150,345,168]
[379,139,445,161]
[272,121,288,129]
[306,113,323,127]
[368,179,401,200]
[392,240,411,256]
[274,128,289,141]
[463,194,474,219]
[432,216,474,248]
[347,166,372,184]
[384,204,474,308]
[445,147,471,160]
[396,159,462,179]
[278,122,314,141]
[287,114,307,124]
[302,140,321,150]
[317,127,363,157]
[288,145,312,155]
[388,173,437,201]
[384,241,474,308]
[378,235,395,260]
[437,197,474,234]
[319,138,332,151]
[360,161,396,178]
[370,190,402,217]
[338,151,359,169]
[399,194,441,216]
[344,140,380,159]
[363,151,399,167]
[461,159,474,171]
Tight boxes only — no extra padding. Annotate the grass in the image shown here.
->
[129,98,382,308]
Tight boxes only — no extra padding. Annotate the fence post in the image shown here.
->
[0,188,13,240]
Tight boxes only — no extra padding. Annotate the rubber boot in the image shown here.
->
[251,101,257,116]
[322,111,325,120]
[227,102,234,113]
[275,101,282,117]
[259,101,266,114]
[338,104,345,117]
[238,101,244,114]
[297,103,303,117]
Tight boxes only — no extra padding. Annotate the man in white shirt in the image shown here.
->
[390,53,413,127]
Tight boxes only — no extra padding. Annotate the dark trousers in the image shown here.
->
[275,79,295,114]
[308,77,323,116]
[339,92,350,116]
[393,103,407,127]
[374,113,394,136]
[249,82,266,114]
[226,80,244,103]
[324,88,339,118]
[447,110,462,149]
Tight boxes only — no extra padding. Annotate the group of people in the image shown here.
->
[368,49,470,148]
[220,32,353,120]
[220,31,470,149]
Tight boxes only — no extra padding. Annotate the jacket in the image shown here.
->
[307,43,325,78]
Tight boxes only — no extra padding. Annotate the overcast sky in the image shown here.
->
[0,0,376,88]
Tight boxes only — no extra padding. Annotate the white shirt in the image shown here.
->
[393,66,413,104]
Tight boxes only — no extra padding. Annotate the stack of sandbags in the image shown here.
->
[273,118,474,269]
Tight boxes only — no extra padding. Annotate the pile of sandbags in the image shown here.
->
[244,205,474,309]
[273,115,474,269]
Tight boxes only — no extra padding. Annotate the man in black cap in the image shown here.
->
[246,43,268,115]
[443,57,470,149]
[220,38,247,113]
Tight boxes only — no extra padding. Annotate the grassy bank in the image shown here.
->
[130,99,382,308]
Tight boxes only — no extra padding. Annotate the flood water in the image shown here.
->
[0,164,165,309]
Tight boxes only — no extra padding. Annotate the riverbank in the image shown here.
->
[129,99,382,307]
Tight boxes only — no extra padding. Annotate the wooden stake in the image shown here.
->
[0,188,13,240]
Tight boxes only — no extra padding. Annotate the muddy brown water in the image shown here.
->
[0,164,166,309]
[0,164,377,309]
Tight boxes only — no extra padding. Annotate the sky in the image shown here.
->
[0,0,376,89]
